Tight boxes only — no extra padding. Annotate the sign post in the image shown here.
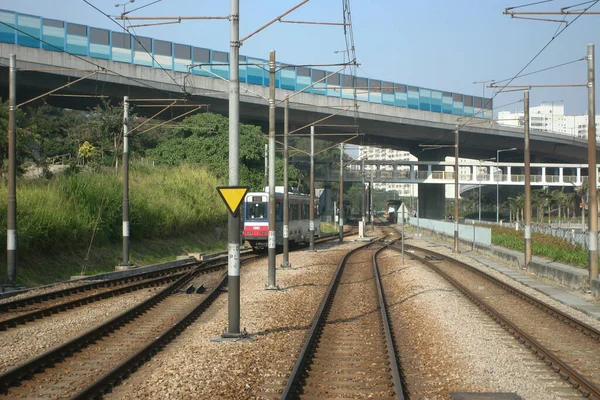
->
[216,186,248,339]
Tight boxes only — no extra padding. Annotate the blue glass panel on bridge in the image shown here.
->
[368,80,382,103]
[442,93,453,114]
[381,82,394,105]
[328,73,341,97]
[247,58,264,85]
[66,37,87,55]
[452,94,463,115]
[355,77,368,101]
[0,11,16,44]
[16,14,41,48]
[280,66,296,90]
[211,50,229,79]
[464,105,474,116]
[112,47,132,63]
[239,55,247,83]
[192,47,210,77]
[382,91,394,105]
[275,68,281,88]
[134,50,153,66]
[297,67,310,93]
[431,90,442,112]
[394,85,408,107]
[407,86,419,109]
[419,88,431,111]
[173,43,191,73]
[41,21,64,51]
[154,54,173,69]
[90,27,110,60]
[312,69,327,95]
[90,43,110,59]
[174,58,190,73]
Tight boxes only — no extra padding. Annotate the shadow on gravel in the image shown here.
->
[280,282,328,291]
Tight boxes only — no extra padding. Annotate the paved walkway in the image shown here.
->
[418,232,600,321]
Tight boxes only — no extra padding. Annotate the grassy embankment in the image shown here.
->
[491,226,592,268]
[0,164,228,286]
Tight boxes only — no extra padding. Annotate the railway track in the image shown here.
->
[0,252,263,399]
[397,242,600,399]
[281,238,404,400]
[0,249,266,331]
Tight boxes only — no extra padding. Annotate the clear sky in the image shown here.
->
[3,0,599,116]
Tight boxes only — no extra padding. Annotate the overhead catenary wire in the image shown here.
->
[0,21,188,101]
[83,0,189,96]
[456,0,598,134]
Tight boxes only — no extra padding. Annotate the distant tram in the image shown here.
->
[242,189,321,251]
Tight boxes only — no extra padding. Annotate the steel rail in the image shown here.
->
[0,261,224,392]
[373,244,406,400]
[280,238,379,399]
[405,244,600,341]
[0,271,187,331]
[0,260,198,311]
[392,245,600,398]
[72,272,229,399]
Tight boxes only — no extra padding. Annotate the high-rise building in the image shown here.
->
[497,103,600,138]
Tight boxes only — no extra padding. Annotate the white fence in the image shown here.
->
[406,217,491,246]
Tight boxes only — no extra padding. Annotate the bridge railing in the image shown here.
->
[0,8,493,119]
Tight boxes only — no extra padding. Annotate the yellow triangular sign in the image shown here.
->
[217,186,249,216]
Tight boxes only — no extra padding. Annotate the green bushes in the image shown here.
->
[0,164,227,255]
[492,226,590,268]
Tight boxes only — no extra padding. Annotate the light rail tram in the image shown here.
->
[242,187,321,251]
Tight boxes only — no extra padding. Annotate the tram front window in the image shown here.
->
[247,202,267,220]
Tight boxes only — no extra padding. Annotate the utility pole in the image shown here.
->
[121,96,130,268]
[369,176,375,232]
[587,43,598,282]
[225,0,242,338]
[7,54,17,286]
[454,125,460,253]
[339,143,344,242]
[264,143,268,189]
[310,125,315,251]
[361,159,365,237]
[280,97,291,269]
[266,50,278,289]
[524,90,532,267]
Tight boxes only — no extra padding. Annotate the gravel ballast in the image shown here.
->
[377,248,577,399]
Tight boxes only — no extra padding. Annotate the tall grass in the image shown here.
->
[0,163,227,258]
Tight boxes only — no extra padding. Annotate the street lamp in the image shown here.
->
[496,147,517,224]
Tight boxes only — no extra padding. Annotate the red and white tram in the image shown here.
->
[242,188,321,251]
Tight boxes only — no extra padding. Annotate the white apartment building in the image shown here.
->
[357,146,418,197]
[497,103,600,138]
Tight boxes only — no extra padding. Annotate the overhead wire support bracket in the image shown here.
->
[278,20,349,26]
[240,0,310,43]
[17,70,99,108]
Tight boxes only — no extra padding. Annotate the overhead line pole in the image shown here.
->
[224,0,242,338]
[587,43,598,282]
[7,54,17,286]
[454,125,460,253]
[281,97,291,269]
[121,96,130,268]
[339,143,344,242]
[524,90,532,267]
[266,50,278,290]
[310,125,315,251]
